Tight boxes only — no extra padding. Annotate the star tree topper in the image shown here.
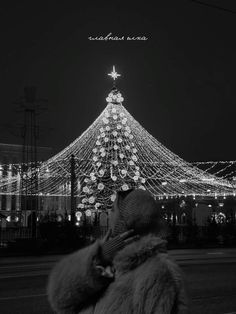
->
[108,65,121,81]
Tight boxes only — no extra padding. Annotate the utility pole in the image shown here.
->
[14,86,47,238]
[70,154,76,225]
[20,87,38,238]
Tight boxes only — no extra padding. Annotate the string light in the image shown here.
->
[0,70,235,210]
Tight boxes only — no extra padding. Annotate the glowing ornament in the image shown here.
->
[95,202,101,209]
[117,124,122,129]
[92,148,97,153]
[121,169,127,175]
[113,115,118,120]
[100,127,104,132]
[119,153,124,159]
[100,147,105,152]
[129,160,135,166]
[122,184,129,191]
[125,145,130,150]
[111,108,117,113]
[105,126,110,131]
[93,156,98,162]
[104,137,109,142]
[96,140,101,146]
[132,155,138,162]
[85,209,92,217]
[111,194,116,202]
[122,118,127,124]
[133,148,137,153]
[111,176,117,181]
[120,112,125,117]
[124,132,129,137]
[101,152,106,157]
[99,169,105,176]
[133,176,139,181]
[83,186,89,193]
[98,183,104,190]
[112,160,118,166]
[117,138,122,143]
[103,118,109,124]
[101,132,105,137]
[129,135,134,139]
[89,196,95,204]
[76,211,82,218]
[104,111,110,118]
[112,131,118,137]
[82,198,88,203]
[113,145,119,150]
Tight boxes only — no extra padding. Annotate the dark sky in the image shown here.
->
[0,0,236,162]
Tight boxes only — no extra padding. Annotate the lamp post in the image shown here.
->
[70,154,76,225]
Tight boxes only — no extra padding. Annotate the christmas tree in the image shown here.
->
[0,66,235,206]
[78,85,146,212]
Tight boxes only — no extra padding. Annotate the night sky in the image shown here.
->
[0,1,236,162]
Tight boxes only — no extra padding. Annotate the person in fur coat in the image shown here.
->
[47,189,189,314]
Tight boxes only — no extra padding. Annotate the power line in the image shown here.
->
[190,0,236,14]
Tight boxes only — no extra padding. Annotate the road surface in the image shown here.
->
[0,248,236,314]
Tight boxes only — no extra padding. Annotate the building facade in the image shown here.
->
[0,143,53,227]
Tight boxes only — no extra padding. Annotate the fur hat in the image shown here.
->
[112,189,161,236]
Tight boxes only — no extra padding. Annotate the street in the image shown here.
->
[0,248,236,314]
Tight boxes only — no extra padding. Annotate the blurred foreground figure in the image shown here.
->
[47,189,188,314]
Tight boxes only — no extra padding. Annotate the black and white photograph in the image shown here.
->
[0,1,236,313]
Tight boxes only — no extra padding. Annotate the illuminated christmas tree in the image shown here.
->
[77,84,146,211]
[0,66,235,211]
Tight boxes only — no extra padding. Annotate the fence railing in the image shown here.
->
[0,227,39,244]
[1,223,235,247]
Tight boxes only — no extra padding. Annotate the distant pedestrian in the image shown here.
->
[47,189,189,314]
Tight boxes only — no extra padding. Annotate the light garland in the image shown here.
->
[0,69,235,208]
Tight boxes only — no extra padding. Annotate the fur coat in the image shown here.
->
[47,235,188,314]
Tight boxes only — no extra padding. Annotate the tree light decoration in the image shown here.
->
[0,70,235,213]
[108,65,121,81]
